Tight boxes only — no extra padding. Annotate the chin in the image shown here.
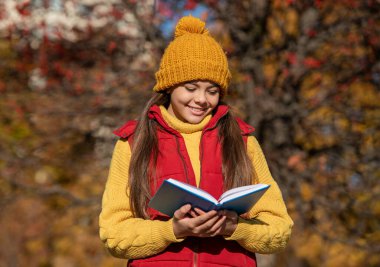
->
[186,117,205,124]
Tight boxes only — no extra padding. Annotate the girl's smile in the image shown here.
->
[188,105,207,115]
[167,80,220,124]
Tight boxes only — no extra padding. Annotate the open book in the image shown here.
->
[148,178,270,217]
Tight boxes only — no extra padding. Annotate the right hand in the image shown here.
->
[172,204,226,238]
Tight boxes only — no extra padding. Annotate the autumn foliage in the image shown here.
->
[0,0,379,266]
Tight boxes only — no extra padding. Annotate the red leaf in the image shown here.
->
[53,62,64,74]
[286,0,295,6]
[65,70,74,81]
[307,29,317,37]
[184,0,198,10]
[107,41,117,54]
[0,81,5,93]
[111,8,124,20]
[334,95,342,102]
[283,68,289,78]
[345,0,359,8]
[369,36,380,47]
[205,0,218,6]
[157,1,173,17]
[15,106,24,117]
[93,96,103,107]
[16,1,31,16]
[287,52,297,65]
[314,0,323,9]
[243,74,252,82]
[303,57,322,68]
[254,86,263,95]
[95,72,104,82]
[54,29,63,40]
[74,84,84,94]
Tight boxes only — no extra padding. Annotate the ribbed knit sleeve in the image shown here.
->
[225,136,293,254]
[99,139,183,259]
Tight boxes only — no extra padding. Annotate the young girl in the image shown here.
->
[99,16,293,267]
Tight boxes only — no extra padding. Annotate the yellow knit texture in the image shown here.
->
[153,16,231,92]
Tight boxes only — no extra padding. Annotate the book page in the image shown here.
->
[167,178,218,204]
[219,184,269,203]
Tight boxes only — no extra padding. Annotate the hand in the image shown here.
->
[172,204,227,238]
[217,209,239,236]
[193,208,238,237]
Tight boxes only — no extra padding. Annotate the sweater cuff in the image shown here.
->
[151,219,185,244]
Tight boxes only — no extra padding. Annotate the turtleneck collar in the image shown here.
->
[159,105,211,134]
[114,104,255,139]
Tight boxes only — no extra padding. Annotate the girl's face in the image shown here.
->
[167,80,220,124]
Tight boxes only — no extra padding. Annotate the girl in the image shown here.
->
[99,16,293,267]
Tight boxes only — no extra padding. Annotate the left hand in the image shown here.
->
[191,208,238,237]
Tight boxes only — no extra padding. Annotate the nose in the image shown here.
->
[194,91,207,104]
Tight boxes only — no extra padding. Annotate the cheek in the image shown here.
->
[209,96,220,107]
[172,92,191,104]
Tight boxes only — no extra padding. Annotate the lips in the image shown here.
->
[188,106,207,116]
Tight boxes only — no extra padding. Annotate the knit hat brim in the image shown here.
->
[153,59,231,92]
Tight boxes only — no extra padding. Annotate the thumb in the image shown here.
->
[173,204,191,219]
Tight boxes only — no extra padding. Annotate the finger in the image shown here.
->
[208,225,224,237]
[173,204,192,220]
[189,209,199,218]
[178,210,218,236]
[199,217,224,238]
[208,215,226,235]
[193,213,221,234]
[192,210,219,225]
[210,216,227,232]
[193,207,207,215]
[218,210,238,236]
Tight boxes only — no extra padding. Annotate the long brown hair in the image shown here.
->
[128,94,253,218]
[218,109,253,189]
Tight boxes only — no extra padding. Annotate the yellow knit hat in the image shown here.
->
[153,16,231,93]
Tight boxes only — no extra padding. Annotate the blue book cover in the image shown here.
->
[148,178,270,217]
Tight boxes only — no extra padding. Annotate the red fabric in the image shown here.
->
[114,105,256,267]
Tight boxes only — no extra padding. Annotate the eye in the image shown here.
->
[207,89,220,95]
[185,86,196,92]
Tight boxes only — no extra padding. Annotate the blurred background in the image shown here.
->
[0,0,379,266]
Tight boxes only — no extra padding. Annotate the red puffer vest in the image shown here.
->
[114,105,257,267]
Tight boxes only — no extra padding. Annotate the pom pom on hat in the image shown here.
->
[175,16,209,38]
[153,15,231,93]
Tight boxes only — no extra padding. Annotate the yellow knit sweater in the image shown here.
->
[99,106,293,259]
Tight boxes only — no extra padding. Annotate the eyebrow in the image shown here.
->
[186,81,219,89]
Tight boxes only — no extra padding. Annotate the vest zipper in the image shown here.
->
[176,135,198,267]
[193,241,199,267]
[175,136,190,184]
[193,251,198,267]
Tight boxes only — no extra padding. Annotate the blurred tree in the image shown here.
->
[203,1,380,266]
[0,0,161,266]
